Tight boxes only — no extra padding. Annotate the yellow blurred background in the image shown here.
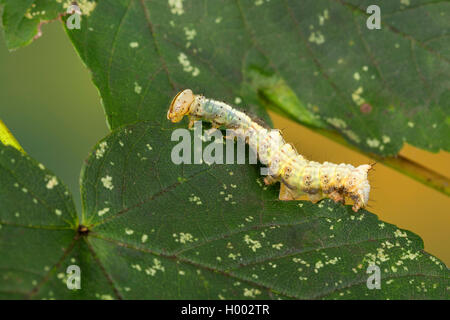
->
[0,23,449,266]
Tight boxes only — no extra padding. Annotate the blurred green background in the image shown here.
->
[1,22,449,266]
[0,23,108,212]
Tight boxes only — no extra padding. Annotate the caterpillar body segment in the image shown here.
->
[168,89,372,212]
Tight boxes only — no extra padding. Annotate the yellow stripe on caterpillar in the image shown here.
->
[168,89,372,212]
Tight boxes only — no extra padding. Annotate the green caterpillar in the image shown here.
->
[167,89,372,212]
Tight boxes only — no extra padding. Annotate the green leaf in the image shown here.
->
[0,0,97,50]
[1,122,448,299]
[63,0,449,156]
[0,142,79,298]
[0,119,24,153]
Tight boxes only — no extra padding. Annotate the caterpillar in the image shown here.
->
[167,89,372,212]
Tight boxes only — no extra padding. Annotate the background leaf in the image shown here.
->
[0,119,24,153]
[0,141,80,298]
[1,122,448,299]
[0,0,97,51]
[63,0,449,156]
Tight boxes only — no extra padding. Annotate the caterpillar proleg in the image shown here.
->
[167,89,372,212]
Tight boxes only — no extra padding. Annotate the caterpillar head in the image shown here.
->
[167,89,195,123]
